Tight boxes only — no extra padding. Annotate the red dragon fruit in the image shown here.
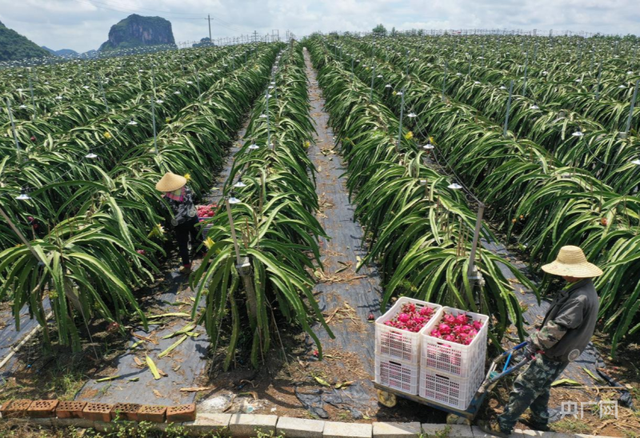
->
[452,325,465,335]
[197,204,217,219]
[438,323,451,335]
[443,314,456,325]
[459,334,473,345]
[428,311,484,345]
[382,302,436,333]
[455,314,468,325]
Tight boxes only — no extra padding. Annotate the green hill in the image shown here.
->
[43,46,79,57]
[99,14,176,51]
[0,20,51,61]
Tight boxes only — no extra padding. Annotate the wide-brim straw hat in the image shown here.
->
[541,245,603,278]
[155,172,187,192]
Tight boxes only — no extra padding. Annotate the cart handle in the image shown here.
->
[503,341,527,372]
[476,341,531,395]
[498,341,528,358]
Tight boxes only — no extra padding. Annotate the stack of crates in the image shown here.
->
[374,298,442,395]
[418,306,489,410]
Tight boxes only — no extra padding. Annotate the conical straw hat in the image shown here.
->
[155,172,187,192]
[541,245,603,278]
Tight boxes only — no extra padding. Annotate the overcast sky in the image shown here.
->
[0,0,638,53]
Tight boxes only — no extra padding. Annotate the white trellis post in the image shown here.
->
[503,80,514,138]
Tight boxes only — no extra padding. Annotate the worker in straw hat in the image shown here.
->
[156,172,203,275]
[482,246,602,437]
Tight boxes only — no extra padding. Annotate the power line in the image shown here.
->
[209,20,239,32]
[210,16,235,28]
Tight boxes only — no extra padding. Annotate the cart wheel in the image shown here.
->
[446,413,471,425]
[377,389,397,408]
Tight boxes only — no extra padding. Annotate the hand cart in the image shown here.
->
[374,341,533,421]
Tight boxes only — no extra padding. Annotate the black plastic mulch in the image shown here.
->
[0,299,51,380]
[74,272,207,406]
[303,50,383,415]
[295,384,373,420]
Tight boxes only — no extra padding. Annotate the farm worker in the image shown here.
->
[483,245,602,437]
[155,172,203,274]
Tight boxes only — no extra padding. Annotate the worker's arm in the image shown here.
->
[530,295,586,351]
[530,320,568,351]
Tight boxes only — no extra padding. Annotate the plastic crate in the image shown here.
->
[419,360,485,410]
[375,356,420,395]
[421,306,489,378]
[375,297,442,363]
[198,219,212,238]
[197,204,216,238]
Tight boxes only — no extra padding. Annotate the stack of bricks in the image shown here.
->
[0,400,32,418]
[27,400,59,418]
[138,405,167,423]
[56,401,87,419]
[0,399,195,424]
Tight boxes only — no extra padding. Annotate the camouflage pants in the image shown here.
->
[497,354,568,433]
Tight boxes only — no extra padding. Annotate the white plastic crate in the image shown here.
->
[375,356,420,395]
[418,360,485,410]
[198,217,213,238]
[421,306,489,378]
[197,204,216,238]
[375,297,442,363]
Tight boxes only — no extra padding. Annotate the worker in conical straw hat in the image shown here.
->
[156,172,203,275]
[483,246,602,437]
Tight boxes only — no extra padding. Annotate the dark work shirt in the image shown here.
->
[542,279,599,362]
[166,187,196,226]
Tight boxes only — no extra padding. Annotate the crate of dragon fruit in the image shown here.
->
[197,204,217,237]
[375,297,442,364]
[420,306,489,378]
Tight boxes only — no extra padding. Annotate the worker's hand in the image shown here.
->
[523,339,538,359]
